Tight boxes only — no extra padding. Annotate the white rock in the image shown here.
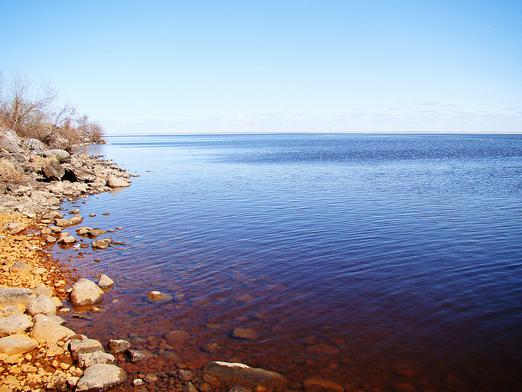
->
[76,364,126,391]
[77,351,115,368]
[27,295,57,316]
[0,314,33,337]
[70,278,104,306]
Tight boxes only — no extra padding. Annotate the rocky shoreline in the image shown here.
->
[1,130,343,391]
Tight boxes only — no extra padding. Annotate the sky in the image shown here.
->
[1,0,521,134]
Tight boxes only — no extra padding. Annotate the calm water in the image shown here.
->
[57,134,522,391]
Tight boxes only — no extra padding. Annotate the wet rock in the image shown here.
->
[78,351,116,368]
[203,342,220,353]
[76,364,126,391]
[182,382,198,392]
[107,176,130,188]
[69,338,104,360]
[232,328,257,340]
[70,278,104,306]
[304,378,344,392]
[108,339,130,354]
[202,361,287,391]
[92,238,112,249]
[307,343,340,355]
[55,215,83,227]
[76,226,93,236]
[0,314,33,337]
[57,233,76,244]
[147,290,173,302]
[128,349,145,362]
[165,330,190,347]
[0,333,38,355]
[27,295,57,316]
[98,273,114,289]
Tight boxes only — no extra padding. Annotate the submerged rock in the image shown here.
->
[97,274,114,289]
[92,238,112,249]
[75,364,126,391]
[147,290,173,302]
[202,361,287,391]
[70,278,104,306]
[232,328,257,340]
[304,378,344,392]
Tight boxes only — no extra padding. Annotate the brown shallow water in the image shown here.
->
[53,134,522,391]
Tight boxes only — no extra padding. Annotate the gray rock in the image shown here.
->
[27,295,57,316]
[108,339,130,354]
[41,149,70,162]
[24,138,46,151]
[75,364,126,391]
[0,129,22,153]
[70,278,104,306]
[77,351,115,368]
[0,288,34,307]
[202,361,287,391]
[0,314,33,337]
[0,333,38,355]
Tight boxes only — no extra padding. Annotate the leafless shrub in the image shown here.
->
[0,74,105,149]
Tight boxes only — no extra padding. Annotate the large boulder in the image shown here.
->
[0,288,34,308]
[70,278,104,306]
[65,166,97,182]
[0,314,33,337]
[0,334,38,355]
[107,176,130,188]
[30,318,75,346]
[0,129,22,153]
[41,149,70,162]
[75,364,126,391]
[42,160,65,181]
[27,295,58,316]
[202,361,287,391]
[24,138,46,151]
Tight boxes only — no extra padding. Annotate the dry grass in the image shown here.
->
[0,159,26,183]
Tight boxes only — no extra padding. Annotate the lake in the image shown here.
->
[57,133,522,391]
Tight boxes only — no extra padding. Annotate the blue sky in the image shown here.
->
[1,0,521,133]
